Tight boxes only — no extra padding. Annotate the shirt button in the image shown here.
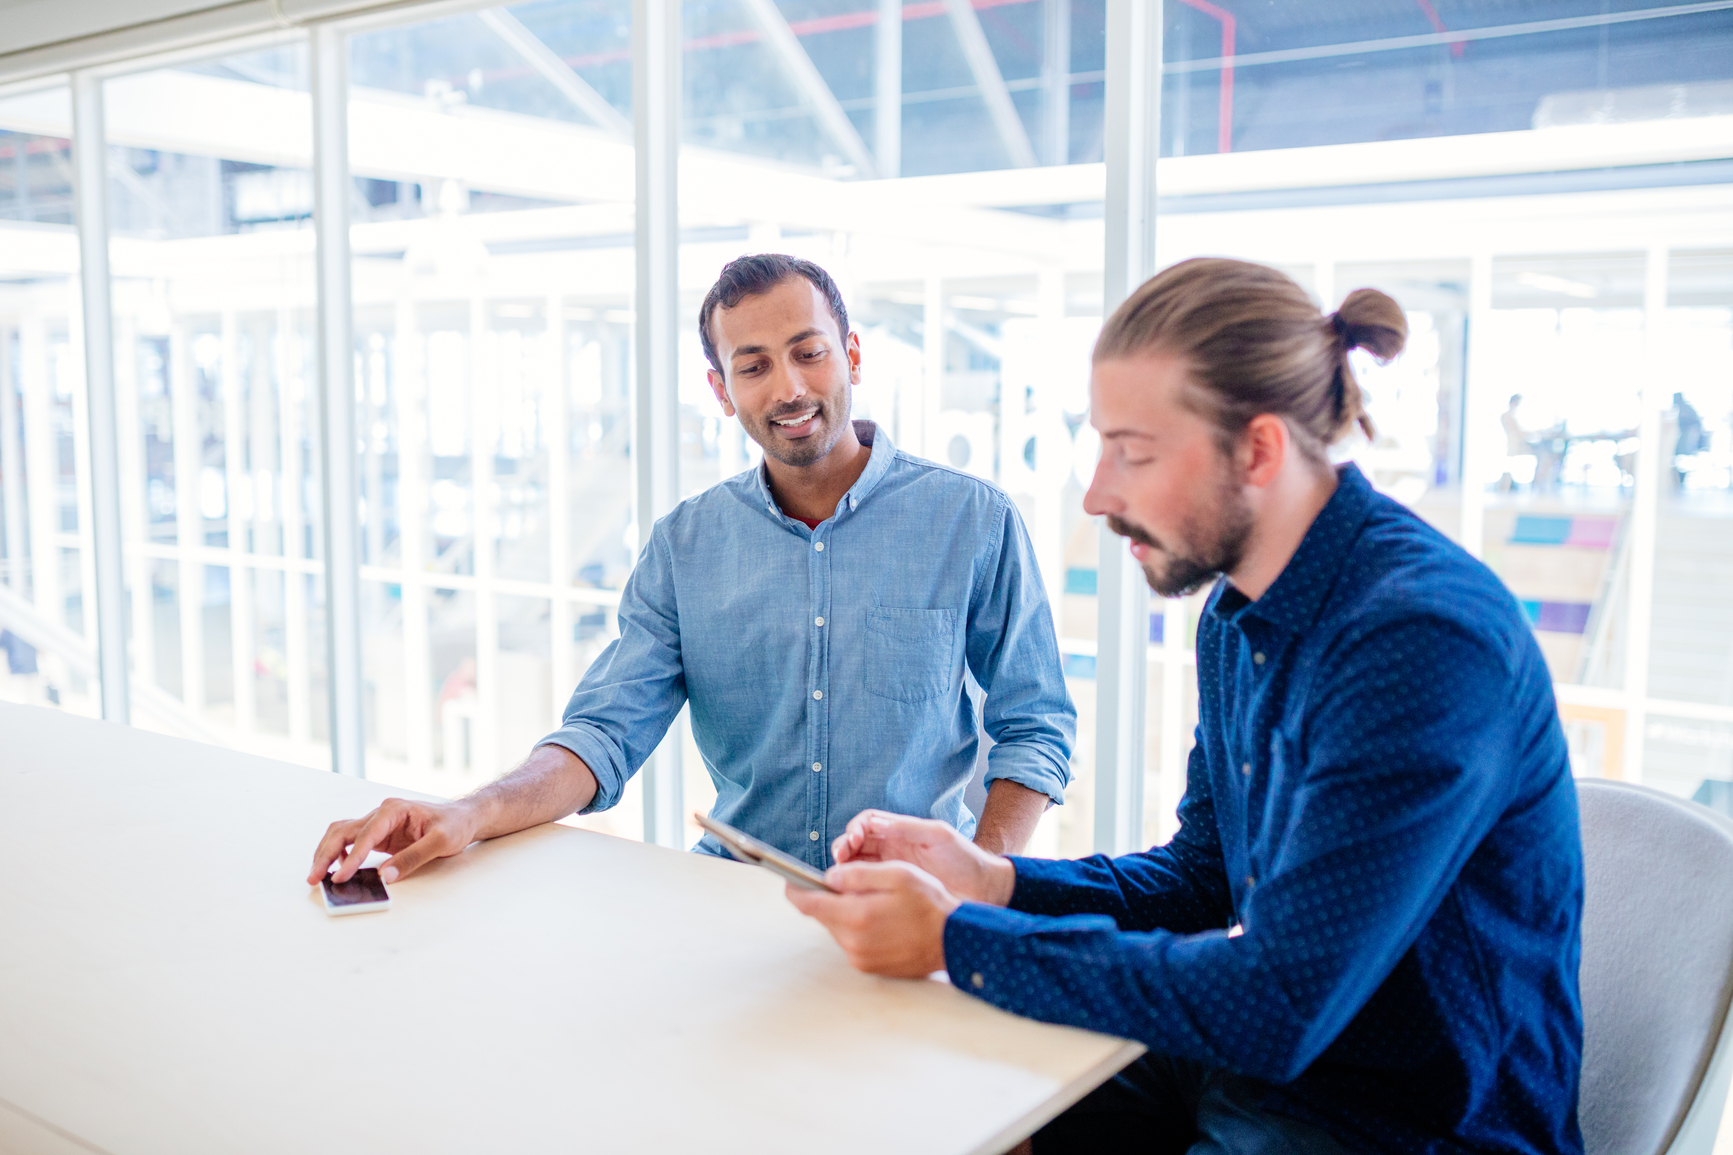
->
[1245,875,1256,888]
[1252,652,1266,665]
[1241,762,1251,775]
[814,616,824,627]
[809,830,820,841]
[812,690,823,700]
[812,762,822,772]
[971,973,985,989]
[814,541,824,552]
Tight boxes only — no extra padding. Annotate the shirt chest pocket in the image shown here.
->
[864,607,960,704]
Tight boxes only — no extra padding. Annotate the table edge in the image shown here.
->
[965,1040,1148,1155]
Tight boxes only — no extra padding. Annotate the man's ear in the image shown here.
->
[1241,414,1288,488]
[707,369,736,417]
[845,331,862,385]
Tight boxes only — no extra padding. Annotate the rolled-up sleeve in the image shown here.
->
[537,526,686,814]
[966,497,1075,804]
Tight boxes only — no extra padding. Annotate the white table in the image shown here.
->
[0,703,1141,1154]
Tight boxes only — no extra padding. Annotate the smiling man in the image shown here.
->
[788,259,1584,1155]
[309,254,1073,888]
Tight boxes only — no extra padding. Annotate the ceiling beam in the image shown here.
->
[738,0,878,179]
[943,0,1038,169]
[477,8,632,140]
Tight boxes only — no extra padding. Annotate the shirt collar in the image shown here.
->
[1221,462,1376,635]
[753,419,897,522]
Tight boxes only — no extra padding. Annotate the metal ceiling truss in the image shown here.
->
[739,0,879,179]
[943,0,1038,170]
[478,8,632,141]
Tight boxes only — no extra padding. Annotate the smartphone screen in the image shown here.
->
[322,868,391,910]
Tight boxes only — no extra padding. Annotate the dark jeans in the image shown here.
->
[1032,1055,1352,1155]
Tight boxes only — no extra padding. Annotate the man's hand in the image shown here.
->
[831,810,1016,907]
[784,861,960,977]
[305,744,600,888]
[307,797,482,886]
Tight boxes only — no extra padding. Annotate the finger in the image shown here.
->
[831,827,869,864]
[850,812,906,860]
[785,881,848,921]
[377,826,453,884]
[333,805,407,882]
[845,809,888,836]
[826,861,919,895]
[307,819,366,885]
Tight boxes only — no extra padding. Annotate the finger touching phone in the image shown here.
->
[321,867,391,915]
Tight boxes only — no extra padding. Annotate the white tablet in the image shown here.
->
[695,812,839,893]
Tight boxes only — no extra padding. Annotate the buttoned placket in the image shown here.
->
[1232,615,1293,906]
[805,518,834,867]
[756,435,885,867]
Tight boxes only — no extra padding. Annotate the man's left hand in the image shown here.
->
[785,861,961,978]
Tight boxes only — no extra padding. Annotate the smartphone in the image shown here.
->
[695,812,838,893]
[321,867,392,915]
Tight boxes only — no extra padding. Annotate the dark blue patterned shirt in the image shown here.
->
[944,463,1584,1155]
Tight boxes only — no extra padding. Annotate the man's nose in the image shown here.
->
[767,360,809,403]
[1082,458,1117,517]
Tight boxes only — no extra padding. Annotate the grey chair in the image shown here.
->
[1579,778,1733,1155]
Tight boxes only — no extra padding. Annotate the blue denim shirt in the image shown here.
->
[539,421,1075,867]
[945,464,1584,1155]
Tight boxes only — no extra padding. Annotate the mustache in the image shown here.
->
[766,401,824,420]
[1105,514,1159,550]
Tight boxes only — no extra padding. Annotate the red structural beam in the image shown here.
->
[1174,0,1234,153]
[547,0,1041,71]
[1413,0,1467,57]
[0,138,71,161]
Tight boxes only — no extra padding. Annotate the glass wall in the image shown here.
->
[1,0,1729,854]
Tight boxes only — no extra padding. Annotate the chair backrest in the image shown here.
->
[1578,779,1733,1155]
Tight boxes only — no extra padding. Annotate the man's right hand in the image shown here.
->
[307,797,482,887]
[831,810,1016,907]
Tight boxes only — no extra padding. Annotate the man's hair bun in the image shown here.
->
[1332,288,1407,363]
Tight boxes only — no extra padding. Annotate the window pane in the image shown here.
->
[1647,249,1733,810]
[0,86,96,718]
[346,4,642,840]
[98,46,327,765]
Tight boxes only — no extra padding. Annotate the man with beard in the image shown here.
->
[787,259,1585,1155]
[309,254,1073,888]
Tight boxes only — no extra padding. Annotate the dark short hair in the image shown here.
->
[699,253,850,373]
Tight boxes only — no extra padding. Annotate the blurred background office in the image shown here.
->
[1,0,1731,858]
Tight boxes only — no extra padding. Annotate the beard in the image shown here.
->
[1106,464,1253,598]
[740,382,853,468]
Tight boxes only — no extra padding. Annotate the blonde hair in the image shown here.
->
[1093,258,1408,462]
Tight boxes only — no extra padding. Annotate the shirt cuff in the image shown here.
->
[943,900,1123,1005]
[535,724,625,814]
[1003,854,1104,915]
[982,744,1071,806]
[943,900,1048,999]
